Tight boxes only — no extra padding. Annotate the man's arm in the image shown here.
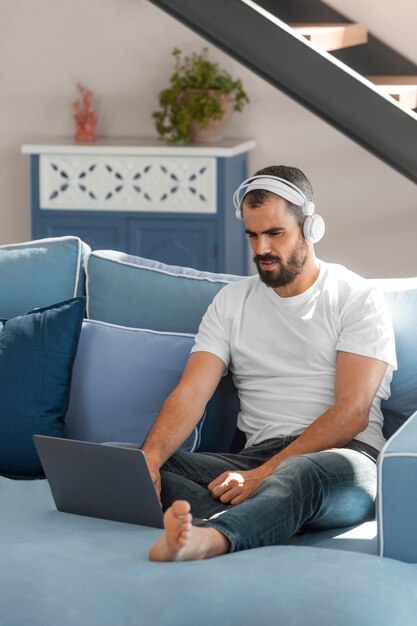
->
[209,351,388,505]
[142,351,225,492]
[260,351,388,470]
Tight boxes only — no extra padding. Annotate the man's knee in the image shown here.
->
[276,449,369,484]
[265,454,331,506]
[274,454,321,481]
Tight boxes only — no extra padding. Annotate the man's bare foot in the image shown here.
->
[149,500,230,562]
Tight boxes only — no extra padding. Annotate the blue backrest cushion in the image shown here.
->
[0,297,86,478]
[86,250,244,334]
[65,320,204,452]
[371,278,417,437]
[0,237,90,319]
[83,258,417,448]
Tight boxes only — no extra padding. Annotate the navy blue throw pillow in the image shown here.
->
[0,297,85,478]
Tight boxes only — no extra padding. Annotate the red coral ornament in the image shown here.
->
[73,84,97,142]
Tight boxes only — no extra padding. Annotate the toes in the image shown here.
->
[172,500,191,518]
[178,531,191,547]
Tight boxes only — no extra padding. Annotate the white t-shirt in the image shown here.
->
[191,261,397,452]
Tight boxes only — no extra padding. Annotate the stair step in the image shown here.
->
[367,76,417,109]
[292,23,368,52]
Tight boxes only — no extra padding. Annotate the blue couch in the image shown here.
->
[1,237,417,626]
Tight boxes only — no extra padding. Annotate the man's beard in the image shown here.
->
[254,238,308,288]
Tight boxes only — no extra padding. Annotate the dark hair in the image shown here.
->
[242,165,314,224]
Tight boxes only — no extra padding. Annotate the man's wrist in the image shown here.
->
[141,444,164,471]
[260,453,285,476]
[256,462,275,479]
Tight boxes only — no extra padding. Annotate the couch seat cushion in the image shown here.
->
[1,477,417,626]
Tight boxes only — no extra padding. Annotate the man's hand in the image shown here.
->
[208,467,269,505]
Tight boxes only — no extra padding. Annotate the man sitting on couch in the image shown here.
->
[143,165,397,562]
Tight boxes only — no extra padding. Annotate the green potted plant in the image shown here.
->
[153,48,249,145]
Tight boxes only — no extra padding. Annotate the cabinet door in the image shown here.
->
[127,218,218,272]
[34,214,127,252]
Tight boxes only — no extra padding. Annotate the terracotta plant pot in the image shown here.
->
[188,92,235,144]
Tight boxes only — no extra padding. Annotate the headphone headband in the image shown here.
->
[233,175,315,219]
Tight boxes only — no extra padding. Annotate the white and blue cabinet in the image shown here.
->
[22,139,256,275]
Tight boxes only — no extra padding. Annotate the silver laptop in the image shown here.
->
[33,435,163,528]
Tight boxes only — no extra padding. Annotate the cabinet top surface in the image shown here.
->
[21,136,257,157]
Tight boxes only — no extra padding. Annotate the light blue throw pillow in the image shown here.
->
[0,297,86,478]
[65,320,203,451]
[86,250,244,333]
[0,237,90,319]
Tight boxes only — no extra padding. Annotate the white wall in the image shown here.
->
[325,0,417,63]
[1,0,416,277]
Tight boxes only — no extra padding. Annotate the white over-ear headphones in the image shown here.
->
[232,175,325,244]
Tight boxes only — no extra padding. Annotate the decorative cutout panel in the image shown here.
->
[39,155,217,213]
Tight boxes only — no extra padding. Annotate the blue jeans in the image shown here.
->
[160,437,379,553]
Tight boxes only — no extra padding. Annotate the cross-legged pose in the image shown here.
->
[143,165,397,562]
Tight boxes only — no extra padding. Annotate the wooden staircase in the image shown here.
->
[367,76,417,109]
[292,23,417,110]
[147,0,417,182]
[291,23,368,52]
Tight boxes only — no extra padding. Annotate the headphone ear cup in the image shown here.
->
[303,214,325,243]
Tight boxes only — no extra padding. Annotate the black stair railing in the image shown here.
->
[148,0,417,183]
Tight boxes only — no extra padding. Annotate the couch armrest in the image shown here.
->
[377,410,417,562]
